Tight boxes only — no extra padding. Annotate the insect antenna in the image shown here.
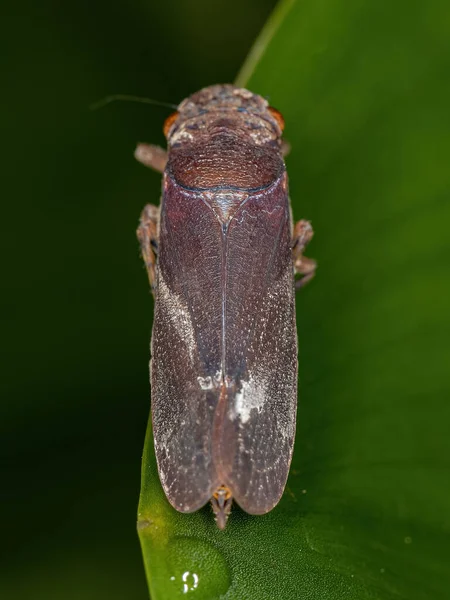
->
[89,94,178,112]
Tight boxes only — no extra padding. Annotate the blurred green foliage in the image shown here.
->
[1,1,275,598]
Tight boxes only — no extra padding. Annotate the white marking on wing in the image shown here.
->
[234,376,267,424]
[158,275,196,363]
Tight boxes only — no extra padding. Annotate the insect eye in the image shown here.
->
[268,106,285,132]
[163,111,179,137]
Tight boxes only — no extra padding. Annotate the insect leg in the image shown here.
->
[211,486,233,530]
[281,139,291,157]
[137,204,160,293]
[292,219,317,289]
[134,144,168,172]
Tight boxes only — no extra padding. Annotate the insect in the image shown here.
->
[136,84,316,529]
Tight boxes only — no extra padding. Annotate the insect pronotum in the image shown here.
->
[136,85,316,529]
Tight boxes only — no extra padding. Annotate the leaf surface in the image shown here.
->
[139,1,450,597]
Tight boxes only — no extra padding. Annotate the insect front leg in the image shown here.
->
[134,144,168,172]
[292,219,317,290]
[137,204,160,294]
[281,139,291,157]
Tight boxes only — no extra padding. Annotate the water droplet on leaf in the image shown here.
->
[166,537,230,598]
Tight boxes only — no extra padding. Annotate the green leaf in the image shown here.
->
[138,0,450,597]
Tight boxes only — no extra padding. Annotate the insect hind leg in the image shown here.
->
[211,486,233,530]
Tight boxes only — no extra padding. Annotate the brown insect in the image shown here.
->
[136,85,316,528]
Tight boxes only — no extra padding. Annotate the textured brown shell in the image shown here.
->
[151,84,297,514]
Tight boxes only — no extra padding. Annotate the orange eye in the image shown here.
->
[268,106,285,132]
[163,111,179,137]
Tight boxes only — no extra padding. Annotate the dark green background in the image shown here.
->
[1,1,276,598]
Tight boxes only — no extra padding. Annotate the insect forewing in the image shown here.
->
[151,183,223,512]
[216,176,298,514]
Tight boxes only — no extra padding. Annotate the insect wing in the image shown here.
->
[218,177,298,514]
[151,182,222,512]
